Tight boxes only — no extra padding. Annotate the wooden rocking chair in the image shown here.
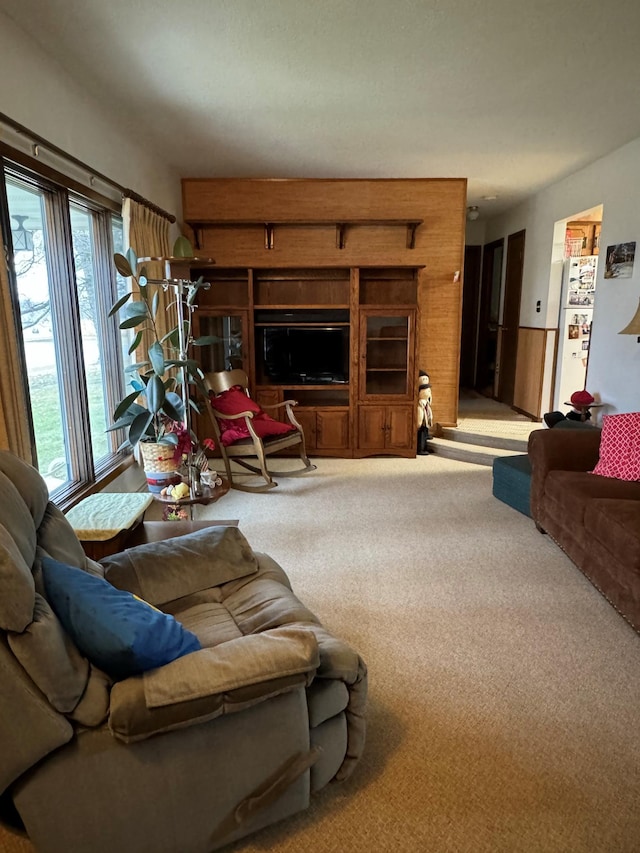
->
[203,370,317,492]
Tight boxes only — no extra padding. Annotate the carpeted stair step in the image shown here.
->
[440,427,530,453]
[428,436,521,466]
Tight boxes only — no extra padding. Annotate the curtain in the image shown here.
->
[0,244,33,462]
[122,197,174,347]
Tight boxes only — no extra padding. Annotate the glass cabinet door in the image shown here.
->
[360,311,412,398]
[196,312,248,374]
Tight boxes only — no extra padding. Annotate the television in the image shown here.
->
[259,326,349,384]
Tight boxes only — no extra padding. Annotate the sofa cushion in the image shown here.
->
[177,601,244,647]
[102,526,259,606]
[210,386,296,446]
[8,593,89,714]
[584,499,640,572]
[544,470,640,522]
[42,557,201,681]
[591,412,640,481]
[0,524,36,632]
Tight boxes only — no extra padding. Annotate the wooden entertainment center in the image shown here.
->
[179,178,467,458]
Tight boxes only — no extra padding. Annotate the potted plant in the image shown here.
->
[107,237,215,487]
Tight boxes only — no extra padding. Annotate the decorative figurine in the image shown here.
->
[417,369,433,455]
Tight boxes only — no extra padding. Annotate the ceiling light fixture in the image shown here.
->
[467,206,480,221]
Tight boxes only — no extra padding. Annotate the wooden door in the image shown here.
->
[294,409,317,452]
[357,406,386,450]
[317,410,350,451]
[476,238,504,396]
[386,406,414,451]
[497,230,525,406]
[359,309,414,401]
[255,388,281,411]
[460,245,482,388]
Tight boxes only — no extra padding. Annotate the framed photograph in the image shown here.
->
[582,340,589,351]
[604,242,636,279]
[568,324,580,339]
[568,290,594,307]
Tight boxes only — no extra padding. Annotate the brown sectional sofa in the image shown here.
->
[528,427,640,632]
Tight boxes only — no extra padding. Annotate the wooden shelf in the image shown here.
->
[189,219,423,251]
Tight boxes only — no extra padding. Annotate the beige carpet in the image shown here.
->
[3,455,640,852]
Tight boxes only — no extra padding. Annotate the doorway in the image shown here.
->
[475,238,504,396]
[497,230,526,406]
[460,244,482,388]
[550,205,603,411]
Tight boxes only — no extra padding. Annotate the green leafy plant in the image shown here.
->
[107,237,216,451]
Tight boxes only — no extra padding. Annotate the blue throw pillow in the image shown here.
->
[41,556,201,680]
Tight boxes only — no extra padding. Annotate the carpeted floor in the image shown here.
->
[456,390,540,441]
[3,454,640,852]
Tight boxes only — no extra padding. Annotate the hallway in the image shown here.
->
[456,389,540,443]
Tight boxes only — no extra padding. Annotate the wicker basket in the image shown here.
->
[139,442,177,474]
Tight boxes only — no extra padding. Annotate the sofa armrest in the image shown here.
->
[100,526,259,605]
[308,626,368,781]
[528,428,602,520]
[109,626,319,743]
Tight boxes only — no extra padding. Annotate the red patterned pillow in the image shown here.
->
[591,412,640,481]
[210,387,296,447]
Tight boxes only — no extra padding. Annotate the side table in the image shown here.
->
[66,492,154,561]
[153,478,231,521]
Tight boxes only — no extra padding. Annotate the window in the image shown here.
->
[2,164,126,501]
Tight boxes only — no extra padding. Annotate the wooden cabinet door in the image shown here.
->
[386,406,414,451]
[317,410,350,451]
[255,388,282,412]
[195,310,249,375]
[359,309,415,401]
[294,409,317,452]
[357,406,387,450]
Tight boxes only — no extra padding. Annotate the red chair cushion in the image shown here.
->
[210,386,297,447]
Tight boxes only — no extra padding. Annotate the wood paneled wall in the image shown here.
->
[182,178,467,425]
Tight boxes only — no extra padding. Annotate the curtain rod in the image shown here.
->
[121,189,176,223]
[0,111,176,223]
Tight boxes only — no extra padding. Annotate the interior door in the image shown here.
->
[460,245,482,389]
[497,230,525,406]
[475,238,504,396]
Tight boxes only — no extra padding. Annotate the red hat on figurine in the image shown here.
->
[570,389,594,407]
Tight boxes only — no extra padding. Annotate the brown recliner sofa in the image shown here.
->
[0,450,367,853]
[528,428,640,632]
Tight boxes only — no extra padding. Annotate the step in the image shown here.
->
[440,427,531,454]
[428,437,525,467]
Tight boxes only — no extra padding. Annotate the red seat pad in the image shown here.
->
[210,387,296,446]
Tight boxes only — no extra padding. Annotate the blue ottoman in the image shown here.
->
[492,454,532,517]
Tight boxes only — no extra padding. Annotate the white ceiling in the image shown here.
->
[2,0,640,217]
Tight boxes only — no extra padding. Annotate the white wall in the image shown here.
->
[0,10,181,219]
[485,137,640,416]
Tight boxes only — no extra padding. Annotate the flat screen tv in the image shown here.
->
[260,326,349,384]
